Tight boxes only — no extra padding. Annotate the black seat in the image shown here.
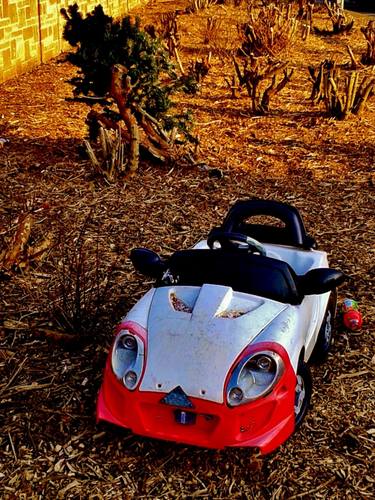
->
[164,249,301,305]
[211,199,317,250]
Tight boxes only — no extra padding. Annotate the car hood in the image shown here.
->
[139,284,288,404]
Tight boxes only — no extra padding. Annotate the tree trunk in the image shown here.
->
[110,65,140,174]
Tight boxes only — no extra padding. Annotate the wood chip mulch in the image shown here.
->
[0,1,374,498]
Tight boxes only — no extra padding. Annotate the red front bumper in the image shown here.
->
[97,351,296,455]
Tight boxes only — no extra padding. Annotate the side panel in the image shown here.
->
[124,288,155,330]
[303,292,330,361]
[253,306,303,372]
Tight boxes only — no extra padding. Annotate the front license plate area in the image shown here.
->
[174,409,196,425]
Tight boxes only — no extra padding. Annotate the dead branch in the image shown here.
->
[133,105,171,144]
[87,110,130,142]
[298,1,314,41]
[239,4,298,58]
[159,12,179,50]
[260,68,294,112]
[308,60,375,119]
[110,65,140,174]
[314,1,354,36]
[150,12,185,74]
[352,76,375,115]
[0,214,33,271]
[225,74,240,99]
[189,53,212,83]
[204,16,222,45]
[162,12,183,73]
[361,21,375,66]
[186,0,217,14]
[84,127,126,182]
[346,44,361,70]
[84,139,102,175]
[234,55,293,114]
[87,109,169,164]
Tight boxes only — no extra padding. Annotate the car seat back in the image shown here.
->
[214,199,317,249]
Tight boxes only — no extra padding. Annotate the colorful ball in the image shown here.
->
[342,298,358,313]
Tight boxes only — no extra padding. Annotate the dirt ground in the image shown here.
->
[0,1,374,498]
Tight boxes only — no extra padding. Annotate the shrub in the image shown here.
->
[309,60,375,119]
[61,4,197,175]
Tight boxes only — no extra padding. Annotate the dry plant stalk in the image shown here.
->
[239,4,298,58]
[86,64,175,174]
[203,16,223,45]
[225,73,240,98]
[110,65,139,174]
[345,44,360,70]
[308,60,375,119]
[159,12,185,74]
[0,214,53,273]
[47,217,115,336]
[361,21,375,66]
[144,14,185,74]
[233,55,294,114]
[206,16,239,60]
[186,0,217,13]
[314,0,354,36]
[189,53,212,83]
[297,1,314,41]
[159,12,179,51]
[87,108,170,166]
[84,126,126,182]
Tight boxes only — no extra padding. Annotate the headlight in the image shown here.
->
[226,350,284,407]
[111,329,145,390]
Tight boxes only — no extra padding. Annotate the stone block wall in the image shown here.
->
[0,0,142,84]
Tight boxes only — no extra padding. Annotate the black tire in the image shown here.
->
[294,360,312,428]
[310,289,338,364]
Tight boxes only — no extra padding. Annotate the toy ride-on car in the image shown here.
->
[97,199,345,454]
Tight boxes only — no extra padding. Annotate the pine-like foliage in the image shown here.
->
[61,4,195,118]
[61,4,197,174]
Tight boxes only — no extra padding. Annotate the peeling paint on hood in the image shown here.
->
[139,284,287,403]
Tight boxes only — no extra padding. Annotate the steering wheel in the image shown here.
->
[207,230,266,255]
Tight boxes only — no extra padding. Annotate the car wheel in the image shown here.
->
[310,289,338,364]
[294,360,312,428]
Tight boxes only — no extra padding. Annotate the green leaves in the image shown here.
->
[61,4,173,112]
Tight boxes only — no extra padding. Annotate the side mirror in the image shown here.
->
[130,248,166,279]
[299,268,346,296]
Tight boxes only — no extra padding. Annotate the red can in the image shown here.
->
[343,309,363,331]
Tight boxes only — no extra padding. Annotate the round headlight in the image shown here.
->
[111,329,145,390]
[121,335,137,350]
[256,355,273,371]
[229,387,244,404]
[227,350,284,407]
[124,370,138,390]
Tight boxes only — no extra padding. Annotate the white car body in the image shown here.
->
[125,240,330,403]
[98,199,344,454]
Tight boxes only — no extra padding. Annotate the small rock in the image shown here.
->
[209,168,224,179]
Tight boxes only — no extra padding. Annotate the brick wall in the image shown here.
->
[0,0,142,84]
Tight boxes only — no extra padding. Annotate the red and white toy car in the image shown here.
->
[97,199,345,454]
